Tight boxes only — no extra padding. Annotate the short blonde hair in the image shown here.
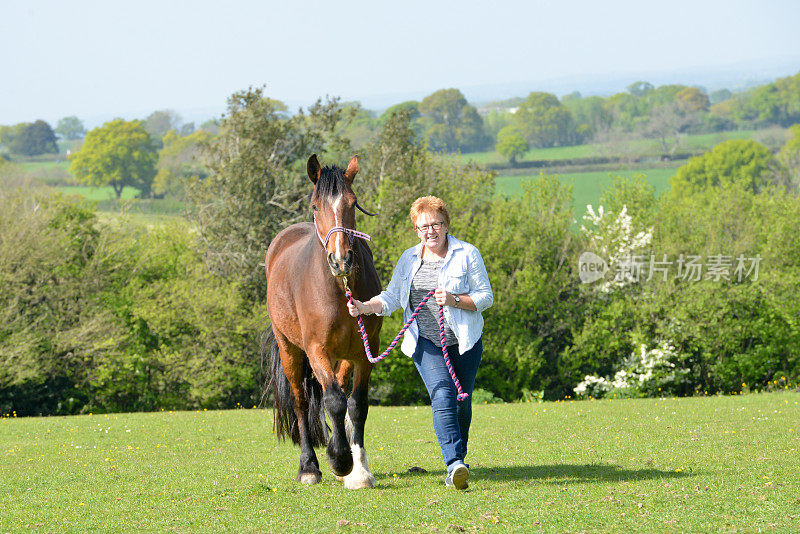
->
[410,196,450,229]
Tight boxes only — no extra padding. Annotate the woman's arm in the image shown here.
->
[348,252,408,317]
[347,297,383,317]
[465,246,493,312]
[433,288,478,311]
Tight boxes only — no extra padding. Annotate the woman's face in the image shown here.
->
[415,211,448,254]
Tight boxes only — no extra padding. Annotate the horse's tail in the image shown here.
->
[266,331,327,447]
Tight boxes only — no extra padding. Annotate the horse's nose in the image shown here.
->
[327,251,353,276]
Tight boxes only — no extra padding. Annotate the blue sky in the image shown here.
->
[2,0,799,126]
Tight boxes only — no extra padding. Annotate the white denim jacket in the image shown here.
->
[375,235,493,356]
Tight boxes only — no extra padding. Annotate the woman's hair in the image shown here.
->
[409,196,450,229]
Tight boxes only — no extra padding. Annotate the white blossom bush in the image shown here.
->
[574,340,678,398]
[573,374,612,397]
[581,204,653,292]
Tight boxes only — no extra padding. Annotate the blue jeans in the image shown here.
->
[412,336,483,470]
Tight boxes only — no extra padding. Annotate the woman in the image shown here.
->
[347,196,493,490]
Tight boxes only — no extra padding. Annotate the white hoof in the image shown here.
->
[343,467,376,489]
[299,472,321,485]
[342,444,376,489]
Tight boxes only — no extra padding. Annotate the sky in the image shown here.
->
[2,0,799,127]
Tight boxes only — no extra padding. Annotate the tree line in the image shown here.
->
[3,70,799,167]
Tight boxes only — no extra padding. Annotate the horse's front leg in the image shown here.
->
[308,345,354,478]
[343,358,376,489]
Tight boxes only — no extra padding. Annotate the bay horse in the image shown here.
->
[265,154,382,488]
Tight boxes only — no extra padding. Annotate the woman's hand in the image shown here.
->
[434,287,455,307]
[347,298,366,317]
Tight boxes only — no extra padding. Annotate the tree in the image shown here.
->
[483,109,513,142]
[379,101,420,123]
[766,124,800,193]
[10,120,58,156]
[605,91,648,131]
[562,94,612,141]
[669,139,775,198]
[144,110,183,147]
[641,103,691,156]
[647,84,688,107]
[339,103,378,149]
[627,81,654,97]
[710,89,732,105]
[675,87,710,113]
[199,118,220,134]
[0,124,25,151]
[186,86,354,301]
[513,92,575,147]
[69,119,157,199]
[55,116,86,140]
[153,129,212,198]
[495,125,528,165]
[418,89,488,152]
[734,71,800,126]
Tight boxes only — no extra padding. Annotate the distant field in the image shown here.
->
[55,185,184,224]
[497,167,677,222]
[56,185,140,201]
[1,393,797,532]
[18,160,71,172]
[448,144,600,165]
[451,129,763,167]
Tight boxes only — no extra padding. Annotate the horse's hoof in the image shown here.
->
[328,454,354,478]
[343,468,376,489]
[298,472,322,485]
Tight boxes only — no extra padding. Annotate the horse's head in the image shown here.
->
[308,154,360,278]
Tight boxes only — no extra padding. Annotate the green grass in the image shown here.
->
[17,160,71,172]
[2,392,798,532]
[54,186,185,225]
[451,144,601,166]
[56,185,141,201]
[497,167,677,222]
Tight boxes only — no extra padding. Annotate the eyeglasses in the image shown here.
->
[416,222,444,232]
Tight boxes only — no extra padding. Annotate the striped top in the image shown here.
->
[410,258,457,348]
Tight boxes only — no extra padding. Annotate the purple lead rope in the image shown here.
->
[345,287,469,401]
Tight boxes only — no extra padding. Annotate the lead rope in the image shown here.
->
[343,278,468,401]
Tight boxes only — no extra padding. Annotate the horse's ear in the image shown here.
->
[344,155,359,184]
[307,154,321,184]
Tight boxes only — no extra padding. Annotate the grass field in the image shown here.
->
[2,392,798,533]
[497,167,678,222]
[450,129,763,167]
[51,186,185,225]
[17,160,71,173]
[56,185,141,201]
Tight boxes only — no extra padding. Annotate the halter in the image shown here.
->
[313,213,371,248]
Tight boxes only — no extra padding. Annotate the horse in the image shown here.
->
[265,154,382,488]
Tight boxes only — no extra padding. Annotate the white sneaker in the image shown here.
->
[445,463,469,490]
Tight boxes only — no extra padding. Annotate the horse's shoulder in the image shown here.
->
[270,222,312,248]
[281,221,314,238]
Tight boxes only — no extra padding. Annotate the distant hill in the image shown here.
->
[355,56,800,112]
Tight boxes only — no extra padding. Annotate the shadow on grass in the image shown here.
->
[477,464,695,485]
[380,463,694,485]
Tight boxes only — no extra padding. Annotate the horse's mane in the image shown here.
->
[314,165,349,199]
